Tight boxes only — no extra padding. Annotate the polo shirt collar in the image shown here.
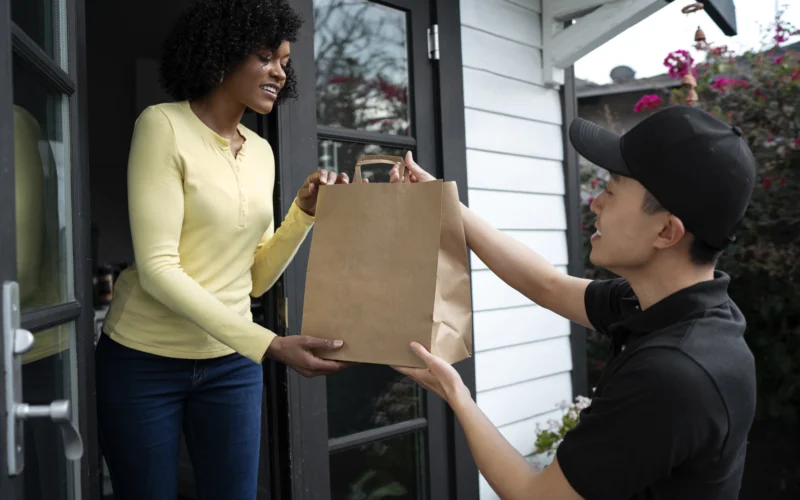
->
[612,270,732,338]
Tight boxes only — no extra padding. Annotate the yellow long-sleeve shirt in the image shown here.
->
[103,101,314,363]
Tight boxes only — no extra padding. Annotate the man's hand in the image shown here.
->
[296,169,367,216]
[398,342,583,500]
[393,342,471,406]
[265,335,354,377]
[389,151,436,184]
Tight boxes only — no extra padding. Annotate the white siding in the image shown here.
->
[459,1,574,498]
[478,409,561,499]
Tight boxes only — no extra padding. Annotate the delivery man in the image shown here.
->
[391,105,757,500]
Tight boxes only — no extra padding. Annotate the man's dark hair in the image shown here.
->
[641,190,723,266]
[159,0,303,104]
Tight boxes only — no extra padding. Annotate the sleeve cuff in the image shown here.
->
[290,198,316,227]
[242,325,278,364]
[584,279,604,332]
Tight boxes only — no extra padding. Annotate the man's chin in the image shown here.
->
[588,251,603,268]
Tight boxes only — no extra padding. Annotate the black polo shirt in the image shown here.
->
[557,271,756,500]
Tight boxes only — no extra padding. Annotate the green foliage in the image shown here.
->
[534,396,592,457]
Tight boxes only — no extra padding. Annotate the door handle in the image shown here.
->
[3,281,84,476]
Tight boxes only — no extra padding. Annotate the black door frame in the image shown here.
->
[0,0,100,497]
[272,0,477,498]
[0,1,18,494]
[560,65,589,400]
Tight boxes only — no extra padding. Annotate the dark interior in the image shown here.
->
[85,2,261,498]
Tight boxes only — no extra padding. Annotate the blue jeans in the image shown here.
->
[95,334,263,500]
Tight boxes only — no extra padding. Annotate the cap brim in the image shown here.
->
[569,118,631,177]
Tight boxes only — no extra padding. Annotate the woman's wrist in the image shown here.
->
[294,197,315,217]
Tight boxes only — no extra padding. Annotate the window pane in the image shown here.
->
[13,54,74,309]
[329,432,426,500]
[327,364,422,438]
[320,139,422,438]
[318,140,406,183]
[22,322,80,500]
[314,0,411,135]
[12,0,68,68]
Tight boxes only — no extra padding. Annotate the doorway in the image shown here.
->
[83,1,285,498]
[2,0,476,498]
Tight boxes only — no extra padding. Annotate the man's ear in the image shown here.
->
[654,214,686,250]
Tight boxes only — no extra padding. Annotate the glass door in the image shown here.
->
[313,1,447,498]
[0,0,93,498]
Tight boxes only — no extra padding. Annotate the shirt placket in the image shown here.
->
[230,155,247,228]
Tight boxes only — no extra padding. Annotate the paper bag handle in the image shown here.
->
[353,155,406,184]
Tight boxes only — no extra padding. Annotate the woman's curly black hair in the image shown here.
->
[159,0,303,105]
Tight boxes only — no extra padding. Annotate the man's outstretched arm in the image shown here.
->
[390,152,594,329]
[394,343,583,500]
[460,204,592,329]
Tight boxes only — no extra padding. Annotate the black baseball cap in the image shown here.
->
[569,105,756,249]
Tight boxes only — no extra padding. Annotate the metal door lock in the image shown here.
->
[3,281,84,476]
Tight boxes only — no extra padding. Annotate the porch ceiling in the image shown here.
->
[542,0,738,87]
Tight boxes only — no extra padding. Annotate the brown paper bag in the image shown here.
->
[301,155,472,368]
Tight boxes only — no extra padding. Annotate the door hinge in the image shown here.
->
[427,24,440,60]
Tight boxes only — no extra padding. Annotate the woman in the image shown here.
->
[95,1,353,499]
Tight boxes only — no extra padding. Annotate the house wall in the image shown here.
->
[458,0,574,497]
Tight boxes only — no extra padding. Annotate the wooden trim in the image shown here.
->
[328,418,429,454]
[11,24,75,95]
[560,66,589,399]
[317,125,417,150]
[434,0,479,499]
[0,0,20,492]
[273,2,331,499]
[542,0,667,86]
[70,0,103,496]
[21,302,81,333]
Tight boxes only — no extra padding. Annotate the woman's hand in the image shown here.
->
[389,151,436,184]
[265,335,354,377]
[393,342,470,406]
[296,169,366,216]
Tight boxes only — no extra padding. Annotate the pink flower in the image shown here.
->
[591,178,599,188]
[775,25,790,44]
[587,197,595,205]
[634,94,662,113]
[328,76,351,84]
[763,177,772,190]
[663,50,695,79]
[792,69,799,81]
[710,45,729,56]
[795,136,800,146]
[774,55,786,64]
[710,78,749,91]
[780,178,788,187]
